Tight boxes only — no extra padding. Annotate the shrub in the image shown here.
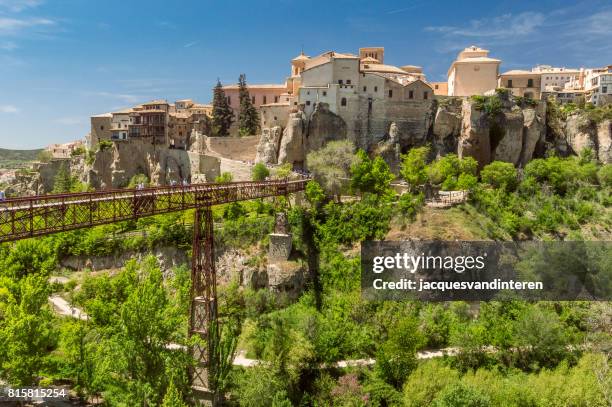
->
[403,360,459,407]
[400,146,430,190]
[432,382,491,407]
[597,164,612,187]
[128,173,149,188]
[398,192,425,220]
[98,140,113,151]
[350,149,395,197]
[215,172,233,183]
[251,163,270,181]
[480,161,518,191]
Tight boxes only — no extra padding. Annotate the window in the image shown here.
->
[603,86,608,93]
[263,96,267,104]
[388,90,393,98]
[363,86,367,92]
[409,90,414,99]
[341,97,347,106]
[435,84,439,89]
[306,100,311,106]
[507,79,513,88]
[227,96,231,105]
[346,79,351,85]
[527,79,534,88]
[100,125,104,130]
[338,79,343,85]
[374,86,378,92]
[252,96,255,104]
[322,91,327,96]
[423,91,428,100]
[274,96,278,103]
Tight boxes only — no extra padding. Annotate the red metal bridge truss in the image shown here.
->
[0,179,307,403]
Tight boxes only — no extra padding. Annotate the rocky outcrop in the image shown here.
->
[491,109,524,165]
[278,112,305,165]
[519,104,546,166]
[596,120,611,163]
[432,99,462,156]
[255,126,282,165]
[87,140,192,189]
[458,99,491,167]
[375,122,402,174]
[60,245,189,273]
[306,102,347,152]
[564,114,598,156]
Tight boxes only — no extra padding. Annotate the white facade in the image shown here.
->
[110,111,131,140]
[532,65,580,92]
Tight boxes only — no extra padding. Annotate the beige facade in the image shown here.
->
[447,46,500,96]
[89,113,112,148]
[498,70,542,99]
[431,82,448,96]
[47,140,84,158]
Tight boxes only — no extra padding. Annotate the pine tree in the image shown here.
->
[212,79,234,137]
[52,162,74,193]
[237,74,260,136]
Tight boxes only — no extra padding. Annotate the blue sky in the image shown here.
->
[0,0,611,149]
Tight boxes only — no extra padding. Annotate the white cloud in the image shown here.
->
[425,12,545,40]
[0,16,55,36]
[0,0,43,12]
[183,41,198,48]
[0,104,19,113]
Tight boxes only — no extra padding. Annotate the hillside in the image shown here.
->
[0,147,42,168]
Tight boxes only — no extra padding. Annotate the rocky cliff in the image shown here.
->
[255,96,610,170]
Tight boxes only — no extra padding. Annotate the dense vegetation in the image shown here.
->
[0,142,610,406]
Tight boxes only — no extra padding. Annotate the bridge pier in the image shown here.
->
[189,206,219,406]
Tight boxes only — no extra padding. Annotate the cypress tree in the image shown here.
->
[211,79,234,137]
[237,74,260,137]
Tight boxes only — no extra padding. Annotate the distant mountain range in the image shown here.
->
[0,148,43,169]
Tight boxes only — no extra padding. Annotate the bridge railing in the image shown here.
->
[0,179,308,243]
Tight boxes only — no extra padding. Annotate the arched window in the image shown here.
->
[341,97,347,106]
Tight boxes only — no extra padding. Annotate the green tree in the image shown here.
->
[375,316,424,389]
[252,162,270,181]
[161,379,188,407]
[481,161,518,191]
[212,79,234,137]
[101,258,184,406]
[52,162,75,193]
[427,154,478,190]
[306,140,357,201]
[238,74,260,136]
[350,150,395,197]
[400,146,430,191]
[0,274,55,386]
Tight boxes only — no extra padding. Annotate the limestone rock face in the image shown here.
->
[519,104,546,166]
[433,100,462,156]
[376,122,402,174]
[306,102,347,152]
[255,126,282,164]
[492,109,524,165]
[278,112,305,165]
[564,114,598,156]
[87,140,192,189]
[266,261,306,299]
[596,119,612,164]
[458,99,491,167]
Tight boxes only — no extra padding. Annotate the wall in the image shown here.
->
[452,62,499,96]
[261,103,291,129]
[207,135,259,161]
[89,115,112,148]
